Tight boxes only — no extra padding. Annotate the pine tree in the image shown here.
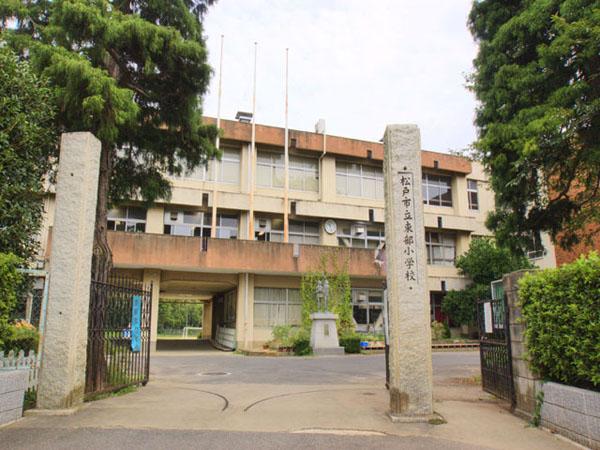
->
[1,0,218,279]
[468,0,600,252]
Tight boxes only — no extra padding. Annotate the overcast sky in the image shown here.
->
[201,0,479,153]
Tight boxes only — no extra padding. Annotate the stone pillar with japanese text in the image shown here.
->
[383,124,434,420]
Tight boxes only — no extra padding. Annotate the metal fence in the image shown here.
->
[85,277,152,398]
[477,296,514,404]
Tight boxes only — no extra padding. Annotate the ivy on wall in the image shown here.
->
[300,253,353,336]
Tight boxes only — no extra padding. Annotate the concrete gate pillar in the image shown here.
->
[143,269,161,352]
[37,133,101,410]
[383,124,434,420]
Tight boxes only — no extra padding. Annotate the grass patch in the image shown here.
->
[85,385,138,402]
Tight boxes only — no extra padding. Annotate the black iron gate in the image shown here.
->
[85,278,152,398]
[478,296,514,404]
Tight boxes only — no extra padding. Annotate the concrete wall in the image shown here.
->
[540,382,600,449]
[503,270,541,420]
[0,370,28,425]
[505,269,599,449]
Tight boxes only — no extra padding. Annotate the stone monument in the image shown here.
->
[310,277,344,355]
[36,133,101,411]
[383,124,434,420]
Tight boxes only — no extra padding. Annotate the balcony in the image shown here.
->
[108,231,384,278]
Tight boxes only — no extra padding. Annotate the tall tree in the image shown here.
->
[468,0,600,253]
[1,0,218,279]
[0,46,57,262]
[441,238,532,326]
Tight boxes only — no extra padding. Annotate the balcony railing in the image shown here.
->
[107,231,384,278]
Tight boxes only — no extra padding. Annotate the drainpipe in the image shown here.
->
[211,34,224,238]
[248,42,257,240]
[317,121,327,201]
[244,272,249,349]
[283,48,290,243]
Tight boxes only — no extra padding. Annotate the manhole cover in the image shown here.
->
[198,372,231,376]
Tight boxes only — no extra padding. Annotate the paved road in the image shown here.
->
[0,349,573,450]
[2,427,490,450]
[150,349,480,385]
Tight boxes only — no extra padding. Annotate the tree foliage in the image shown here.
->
[0,253,23,349]
[1,0,218,276]
[0,46,57,262]
[442,238,532,325]
[468,0,600,252]
[157,302,202,334]
[519,252,600,389]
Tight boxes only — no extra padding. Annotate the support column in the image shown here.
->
[383,124,434,420]
[202,302,213,339]
[235,273,254,350]
[143,269,161,352]
[37,133,101,410]
[504,270,541,420]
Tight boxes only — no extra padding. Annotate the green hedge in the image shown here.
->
[0,253,23,349]
[339,334,361,353]
[519,252,600,390]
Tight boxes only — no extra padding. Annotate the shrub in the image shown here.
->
[339,334,361,354]
[519,252,600,390]
[4,320,40,352]
[0,253,23,349]
[292,328,312,356]
[431,321,450,340]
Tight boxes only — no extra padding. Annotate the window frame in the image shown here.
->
[425,231,456,266]
[107,206,147,233]
[467,179,479,210]
[337,222,385,249]
[335,161,384,199]
[422,173,453,207]
[351,288,384,332]
[253,287,302,327]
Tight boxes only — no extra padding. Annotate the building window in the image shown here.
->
[222,290,236,327]
[352,289,384,333]
[337,222,385,249]
[164,211,238,239]
[425,231,455,265]
[163,210,211,237]
[422,173,452,207]
[173,146,240,184]
[336,162,384,199]
[289,155,319,192]
[107,206,146,232]
[215,214,239,239]
[253,288,302,327]
[430,292,446,323]
[289,220,320,244]
[467,179,479,210]
[256,151,319,192]
[526,231,546,260]
[254,217,319,244]
[257,151,284,188]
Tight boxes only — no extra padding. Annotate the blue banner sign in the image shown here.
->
[131,295,142,352]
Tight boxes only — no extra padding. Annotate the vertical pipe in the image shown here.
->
[283,48,289,242]
[211,34,224,238]
[248,42,257,240]
[244,272,249,349]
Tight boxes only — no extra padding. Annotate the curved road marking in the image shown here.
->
[243,388,377,412]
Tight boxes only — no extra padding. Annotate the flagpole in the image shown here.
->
[283,48,289,243]
[211,34,224,238]
[248,42,257,240]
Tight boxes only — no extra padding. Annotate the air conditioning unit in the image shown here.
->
[351,224,366,236]
[255,218,271,232]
